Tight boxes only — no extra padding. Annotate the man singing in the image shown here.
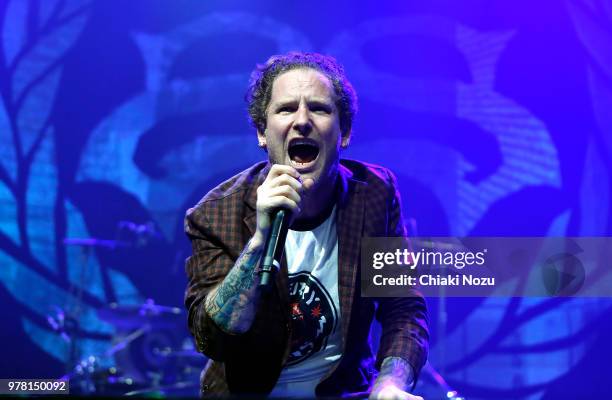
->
[184,52,428,399]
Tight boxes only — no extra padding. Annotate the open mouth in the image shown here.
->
[288,138,319,167]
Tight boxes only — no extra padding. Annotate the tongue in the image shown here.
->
[292,146,317,163]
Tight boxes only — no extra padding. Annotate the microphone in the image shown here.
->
[259,209,291,288]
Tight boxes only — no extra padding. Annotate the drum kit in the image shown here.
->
[58,298,205,396]
[58,223,206,397]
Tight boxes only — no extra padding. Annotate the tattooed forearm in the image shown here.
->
[204,238,264,333]
[373,356,415,392]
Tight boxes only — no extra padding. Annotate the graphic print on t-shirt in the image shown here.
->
[286,271,339,366]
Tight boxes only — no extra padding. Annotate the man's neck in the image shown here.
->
[293,171,338,230]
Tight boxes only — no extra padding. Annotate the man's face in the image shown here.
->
[258,68,350,189]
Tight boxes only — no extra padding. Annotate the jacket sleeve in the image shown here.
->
[374,169,430,382]
[184,202,238,362]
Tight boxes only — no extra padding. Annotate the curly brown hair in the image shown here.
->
[245,52,358,137]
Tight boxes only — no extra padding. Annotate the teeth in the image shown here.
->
[289,139,318,147]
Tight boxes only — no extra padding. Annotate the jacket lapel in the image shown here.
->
[336,163,366,345]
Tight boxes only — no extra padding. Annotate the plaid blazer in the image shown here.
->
[184,159,429,397]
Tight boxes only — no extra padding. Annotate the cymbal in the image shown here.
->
[97,300,184,329]
[152,347,205,360]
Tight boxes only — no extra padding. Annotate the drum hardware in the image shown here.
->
[60,225,197,395]
[97,299,183,329]
[53,296,197,396]
[423,362,465,400]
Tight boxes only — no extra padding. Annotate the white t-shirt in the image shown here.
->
[270,207,343,398]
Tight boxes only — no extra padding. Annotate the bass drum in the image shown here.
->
[113,326,186,384]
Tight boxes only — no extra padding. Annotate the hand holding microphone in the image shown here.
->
[254,165,314,288]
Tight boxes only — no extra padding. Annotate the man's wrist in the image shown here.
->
[251,230,267,250]
[374,356,415,392]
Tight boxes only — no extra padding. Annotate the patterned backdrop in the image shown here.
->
[1,0,611,398]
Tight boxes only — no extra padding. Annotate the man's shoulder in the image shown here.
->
[190,161,267,212]
[186,159,398,215]
[339,159,398,190]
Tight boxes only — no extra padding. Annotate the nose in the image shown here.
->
[292,102,312,135]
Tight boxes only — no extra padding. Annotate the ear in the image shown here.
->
[257,130,267,149]
[340,130,351,149]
